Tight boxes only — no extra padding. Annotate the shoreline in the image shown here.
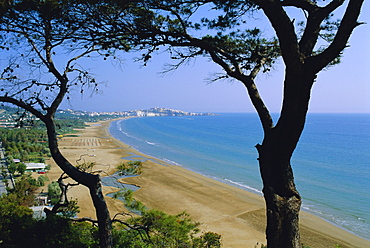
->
[47,118,370,247]
[108,117,370,242]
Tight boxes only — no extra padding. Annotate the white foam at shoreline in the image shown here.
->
[223,178,262,195]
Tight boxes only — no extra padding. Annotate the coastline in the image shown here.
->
[46,119,370,248]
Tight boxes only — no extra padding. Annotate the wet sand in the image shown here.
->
[44,119,370,248]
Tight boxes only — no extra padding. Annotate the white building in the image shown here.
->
[25,163,46,172]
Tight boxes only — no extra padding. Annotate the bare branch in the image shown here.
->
[0,96,45,120]
[281,0,317,12]
[71,217,99,224]
[65,46,99,75]
[258,1,300,67]
[307,0,364,73]
[298,0,346,56]
[132,20,276,131]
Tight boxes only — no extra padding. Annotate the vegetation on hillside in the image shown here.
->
[0,173,222,248]
[0,128,50,162]
[0,125,222,247]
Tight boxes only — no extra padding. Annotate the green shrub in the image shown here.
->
[117,161,142,176]
[48,181,61,205]
[113,209,221,248]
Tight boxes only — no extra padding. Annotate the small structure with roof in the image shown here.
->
[25,162,46,173]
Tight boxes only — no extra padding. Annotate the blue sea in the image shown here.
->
[109,113,370,240]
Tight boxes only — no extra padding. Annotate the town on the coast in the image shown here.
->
[58,107,216,118]
[0,106,215,128]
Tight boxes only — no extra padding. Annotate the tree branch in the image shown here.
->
[298,0,345,56]
[307,0,364,73]
[257,0,301,67]
[192,39,274,132]
[72,217,99,224]
[281,0,317,12]
[65,46,98,75]
[138,27,275,132]
[0,96,45,120]
[111,213,151,241]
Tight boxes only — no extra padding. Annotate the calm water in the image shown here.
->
[109,113,370,240]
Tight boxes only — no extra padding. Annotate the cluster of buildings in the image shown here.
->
[0,107,216,128]
[0,108,38,128]
[58,107,216,117]
[0,109,17,127]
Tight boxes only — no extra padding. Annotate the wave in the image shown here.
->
[302,203,370,240]
[118,127,147,144]
[117,123,157,148]
[223,178,262,195]
[160,157,181,166]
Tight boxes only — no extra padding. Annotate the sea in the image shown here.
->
[108,113,370,240]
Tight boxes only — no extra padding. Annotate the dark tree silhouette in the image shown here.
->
[1,1,365,247]
[0,1,127,246]
[0,1,164,246]
[89,0,365,247]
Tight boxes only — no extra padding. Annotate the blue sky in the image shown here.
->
[60,3,370,113]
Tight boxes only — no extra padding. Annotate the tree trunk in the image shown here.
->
[256,69,315,247]
[43,117,113,248]
[89,176,113,247]
[257,140,301,248]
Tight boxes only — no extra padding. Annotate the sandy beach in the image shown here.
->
[44,119,370,248]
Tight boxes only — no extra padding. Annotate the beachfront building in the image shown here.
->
[25,162,46,173]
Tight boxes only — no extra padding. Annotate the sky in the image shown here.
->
[60,2,370,114]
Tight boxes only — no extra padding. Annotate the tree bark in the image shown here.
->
[256,69,315,247]
[89,176,113,247]
[257,140,302,248]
